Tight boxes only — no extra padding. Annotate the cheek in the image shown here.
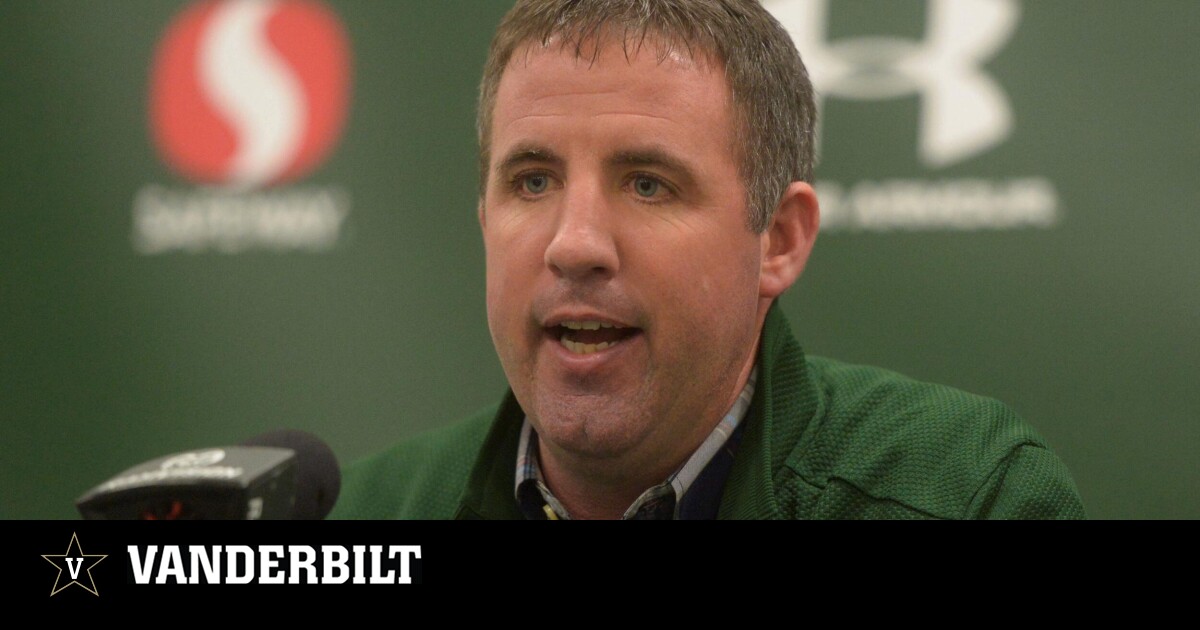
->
[482,236,515,331]
[483,228,544,333]
[485,262,521,334]
[642,236,760,346]
[670,230,760,300]
[485,270,526,379]
[681,237,762,338]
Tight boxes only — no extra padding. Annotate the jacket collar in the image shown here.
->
[717,302,821,518]
[454,302,819,520]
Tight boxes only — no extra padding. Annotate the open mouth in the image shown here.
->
[548,321,642,355]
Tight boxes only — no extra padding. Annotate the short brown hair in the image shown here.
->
[477,0,816,232]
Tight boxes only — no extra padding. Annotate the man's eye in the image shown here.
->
[632,176,660,198]
[522,174,549,194]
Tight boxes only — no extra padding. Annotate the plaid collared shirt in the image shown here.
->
[515,366,758,520]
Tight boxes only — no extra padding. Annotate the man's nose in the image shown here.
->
[543,181,619,281]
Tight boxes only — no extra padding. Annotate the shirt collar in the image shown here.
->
[514,366,758,520]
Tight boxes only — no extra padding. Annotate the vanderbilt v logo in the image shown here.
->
[42,532,107,596]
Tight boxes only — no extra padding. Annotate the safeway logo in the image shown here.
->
[135,0,354,254]
[150,0,351,188]
[771,0,1018,168]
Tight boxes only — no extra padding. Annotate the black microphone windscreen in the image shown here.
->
[242,430,341,520]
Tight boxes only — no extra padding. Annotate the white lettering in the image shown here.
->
[259,545,285,584]
[132,185,351,255]
[128,546,158,584]
[189,545,221,584]
[97,465,245,493]
[816,177,1060,232]
[225,545,255,584]
[161,450,225,469]
[368,545,393,584]
[65,557,83,580]
[352,545,366,584]
[391,546,421,585]
[288,545,317,585]
[321,546,349,584]
[156,546,186,584]
[125,543,417,586]
[246,497,263,520]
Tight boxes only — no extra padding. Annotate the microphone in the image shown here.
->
[76,429,341,520]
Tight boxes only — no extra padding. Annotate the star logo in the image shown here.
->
[42,532,107,596]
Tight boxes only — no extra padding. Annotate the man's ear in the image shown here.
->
[759,181,819,299]
[477,199,486,229]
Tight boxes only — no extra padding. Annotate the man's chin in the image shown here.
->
[528,398,652,462]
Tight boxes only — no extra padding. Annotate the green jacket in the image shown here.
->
[332,305,1085,519]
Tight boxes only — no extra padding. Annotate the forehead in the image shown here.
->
[489,37,736,160]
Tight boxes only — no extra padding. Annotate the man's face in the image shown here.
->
[481,39,769,477]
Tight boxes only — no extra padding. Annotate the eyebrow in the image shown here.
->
[495,144,564,176]
[606,147,698,188]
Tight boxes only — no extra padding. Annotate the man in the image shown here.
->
[332,0,1084,520]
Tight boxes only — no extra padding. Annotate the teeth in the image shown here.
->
[560,320,622,330]
[559,336,620,354]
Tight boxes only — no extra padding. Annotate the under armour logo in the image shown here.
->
[769,0,1021,167]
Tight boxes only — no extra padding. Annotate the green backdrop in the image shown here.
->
[2,0,1196,519]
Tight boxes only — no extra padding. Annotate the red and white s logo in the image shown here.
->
[150,0,352,188]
